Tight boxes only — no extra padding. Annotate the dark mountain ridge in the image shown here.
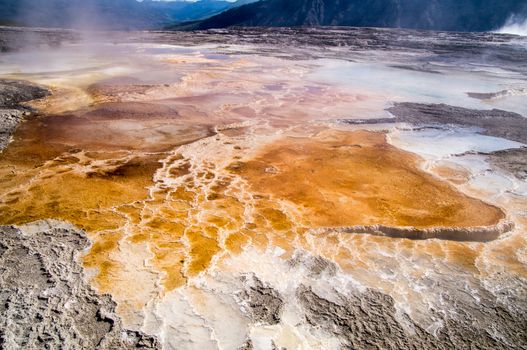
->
[0,0,255,30]
[190,0,527,32]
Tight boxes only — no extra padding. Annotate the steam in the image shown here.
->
[13,0,158,31]
[14,0,106,30]
[497,15,527,36]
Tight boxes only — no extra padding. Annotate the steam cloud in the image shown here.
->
[13,0,161,30]
[497,14,527,36]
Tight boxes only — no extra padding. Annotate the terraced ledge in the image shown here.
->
[316,219,515,242]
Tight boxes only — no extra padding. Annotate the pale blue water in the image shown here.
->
[309,59,527,117]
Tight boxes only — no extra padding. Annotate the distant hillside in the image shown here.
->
[0,0,255,30]
[151,0,257,23]
[188,0,527,32]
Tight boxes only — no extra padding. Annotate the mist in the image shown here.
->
[497,14,527,36]
[11,0,165,30]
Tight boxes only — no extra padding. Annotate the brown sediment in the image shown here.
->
[40,107,212,153]
[27,86,93,115]
[0,163,155,231]
[0,118,162,232]
[0,95,218,293]
[0,98,508,305]
[83,230,125,288]
[87,78,154,104]
[0,118,509,298]
[130,127,508,292]
[232,130,504,229]
[429,162,472,185]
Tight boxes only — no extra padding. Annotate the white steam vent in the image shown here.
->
[497,14,527,36]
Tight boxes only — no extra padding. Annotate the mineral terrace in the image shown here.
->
[0,27,526,349]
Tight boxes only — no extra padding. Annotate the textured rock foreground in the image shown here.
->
[0,221,159,349]
[1,221,526,349]
[296,280,527,349]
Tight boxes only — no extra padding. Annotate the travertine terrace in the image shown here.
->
[0,27,526,349]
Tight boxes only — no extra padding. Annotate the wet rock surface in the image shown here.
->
[388,102,527,143]
[297,278,527,350]
[0,109,24,151]
[157,27,527,74]
[288,252,337,278]
[0,221,160,349]
[486,147,527,180]
[0,79,50,151]
[236,274,283,325]
[0,80,50,108]
[0,26,79,52]
[467,88,527,101]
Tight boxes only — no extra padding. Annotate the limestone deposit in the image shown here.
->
[0,26,526,349]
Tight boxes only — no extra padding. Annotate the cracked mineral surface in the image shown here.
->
[0,26,526,349]
[0,221,159,349]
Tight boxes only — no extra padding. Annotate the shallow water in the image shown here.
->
[310,59,527,116]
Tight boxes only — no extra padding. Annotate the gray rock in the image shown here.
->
[387,102,527,144]
[0,221,160,349]
[288,251,337,278]
[335,117,396,125]
[329,220,514,242]
[0,80,50,109]
[486,147,527,180]
[296,276,527,350]
[0,79,50,152]
[237,338,253,350]
[236,274,283,325]
[0,26,79,53]
[297,284,419,349]
[0,109,23,151]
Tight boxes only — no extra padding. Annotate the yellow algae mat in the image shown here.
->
[0,107,503,302]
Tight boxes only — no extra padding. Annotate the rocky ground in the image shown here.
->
[0,79,50,151]
[236,274,284,326]
[486,147,527,180]
[296,279,527,350]
[386,102,527,180]
[3,221,524,349]
[0,26,79,52]
[236,253,527,350]
[387,102,527,144]
[0,221,160,349]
